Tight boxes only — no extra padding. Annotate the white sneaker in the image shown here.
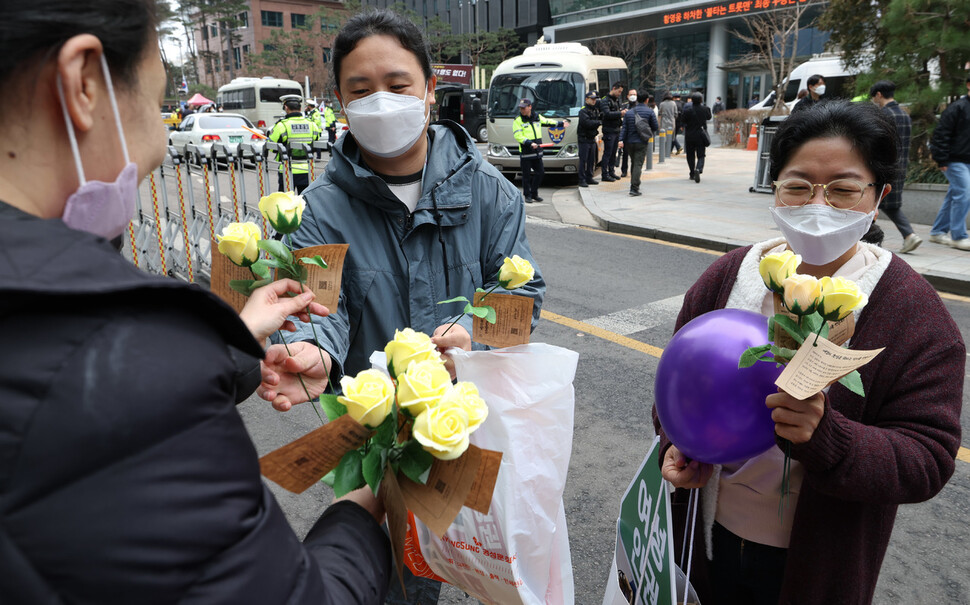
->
[929,233,952,245]
[900,234,923,254]
[950,238,970,251]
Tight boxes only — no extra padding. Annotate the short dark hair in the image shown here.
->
[769,101,898,188]
[611,82,625,90]
[332,9,432,92]
[0,0,158,89]
[806,74,825,88]
[869,80,896,99]
[283,99,301,111]
[663,92,673,101]
[690,92,702,105]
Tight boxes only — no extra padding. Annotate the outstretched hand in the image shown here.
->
[258,341,332,411]
[239,278,329,345]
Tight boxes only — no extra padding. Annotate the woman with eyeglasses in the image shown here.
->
[653,101,964,605]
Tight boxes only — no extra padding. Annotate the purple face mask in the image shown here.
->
[57,55,138,240]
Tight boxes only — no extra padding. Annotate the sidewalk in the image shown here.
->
[578,145,970,296]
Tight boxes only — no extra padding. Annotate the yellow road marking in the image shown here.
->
[541,308,970,463]
[939,291,970,303]
[540,310,665,358]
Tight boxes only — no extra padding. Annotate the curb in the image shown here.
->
[577,188,970,297]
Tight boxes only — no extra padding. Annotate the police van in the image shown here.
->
[217,77,304,133]
[486,43,627,177]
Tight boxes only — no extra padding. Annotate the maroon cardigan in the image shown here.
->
[653,246,965,605]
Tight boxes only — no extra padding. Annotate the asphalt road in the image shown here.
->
[236,210,970,604]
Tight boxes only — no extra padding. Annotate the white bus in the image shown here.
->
[217,77,304,132]
[486,43,627,177]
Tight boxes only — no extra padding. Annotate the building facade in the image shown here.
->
[544,0,831,109]
[192,0,344,91]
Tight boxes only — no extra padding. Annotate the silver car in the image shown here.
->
[168,113,264,163]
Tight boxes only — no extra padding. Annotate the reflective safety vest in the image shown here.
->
[306,108,324,131]
[268,113,322,174]
[323,106,337,128]
[512,113,559,158]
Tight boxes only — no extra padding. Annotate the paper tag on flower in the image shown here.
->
[293,244,349,314]
[775,336,884,400]
[472,292,533,348]
[463,448,503,515]
[772,293,854,349]
[379,464,409,596]
[399,444,483,538]
[210,246,255,313]
[258,415,372,493]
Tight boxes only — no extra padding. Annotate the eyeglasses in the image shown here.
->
[772,178,877,210]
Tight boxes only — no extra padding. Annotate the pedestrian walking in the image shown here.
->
[598,82,627,180]
[578,91,602,187]
[619,88,638,178]
[656,100,963,605]
[791,74,825,113]
[659,93,679,157]
[870,80,922,253]
[672,93,685,154]
[712,95,724,132]
[683,92,712,183]
[618,93,659,197]
[268,95,322,193]
[513,98,568,202]
[928,74,970,250]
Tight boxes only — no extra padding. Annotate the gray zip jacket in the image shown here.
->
[285,121,545,382]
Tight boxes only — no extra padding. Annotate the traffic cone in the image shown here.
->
[746,124,759,151]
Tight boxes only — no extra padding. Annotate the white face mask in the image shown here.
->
[342,90,430,158]
[770,204,876,266]
[628,94,637,102]
[814,84,826,96]
[57,55,138,240]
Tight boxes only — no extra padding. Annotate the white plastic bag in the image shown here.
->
[407,343,579,605]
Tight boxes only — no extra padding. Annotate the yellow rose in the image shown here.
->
[818,276,868,321]
[337,369,395,428]
[759,250,801,294]
[258,191,305,235]
[498,255,535,290]
[396,359,452,416]
[384,328,441,378]
[782,274,822,316]
[413,403,471,460]
[215,221,261,267]
[441,382,488,432]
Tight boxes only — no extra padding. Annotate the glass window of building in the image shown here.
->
[261,10,283,27]
[291,13,307,28]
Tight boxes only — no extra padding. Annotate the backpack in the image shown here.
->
[634,109,654,141]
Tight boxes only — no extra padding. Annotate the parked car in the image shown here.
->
[168,113,264,162]
[435,86,488,143]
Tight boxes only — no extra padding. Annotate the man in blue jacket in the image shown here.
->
[618,95,659,197]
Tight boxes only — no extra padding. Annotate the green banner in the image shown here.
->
[615,436,676,605]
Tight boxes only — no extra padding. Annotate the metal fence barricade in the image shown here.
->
[750,115,786,194]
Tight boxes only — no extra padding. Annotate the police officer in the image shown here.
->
[305,99,325,158]
[513,98,568,203]
[321,100,338,149]
[597,82,627,181]
[268,95,322,194]
[577,91,601,187]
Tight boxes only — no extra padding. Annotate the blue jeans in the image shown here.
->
[930,161,970,240]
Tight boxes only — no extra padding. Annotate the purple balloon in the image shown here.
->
[655,308,782,464]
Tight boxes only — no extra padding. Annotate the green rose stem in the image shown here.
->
[441,282,501,336]
[249,267,324,425]
[286,233,334,397]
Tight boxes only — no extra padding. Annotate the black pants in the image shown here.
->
[620,146,629,174]
[627,143,648,192]
[881,204,915,238]
[601,131,620,177]
[709,522,787,605]
[520,155,544,200]
[578,141,597,184]
[672,126,683,152]
[278,171,310,194]
[686,142,706,176]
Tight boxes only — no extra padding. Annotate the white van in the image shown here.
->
[486,43,627,176]
[751,54,863,111]
[217,77,304,132]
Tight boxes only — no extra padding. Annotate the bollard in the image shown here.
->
[657,129,666,163]
[646,138,653,170]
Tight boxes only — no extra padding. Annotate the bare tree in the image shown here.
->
[589,33,656,91]
[731,1,823,114]
[651,56,699,96]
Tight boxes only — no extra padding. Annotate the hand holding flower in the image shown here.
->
[258,342,332,411]
[765,388,825,444]
[432,322,471,379]
[239,279,329,345]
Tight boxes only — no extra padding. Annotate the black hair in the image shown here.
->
[769,101,898,188]
[663,93,673,101]
[283,99,301,111]
[869,80,896,99]
[806,74,825,88]
[332,9,432,92]
[690,92,702,105]
[0,0,157,89]
[611,82,625,90]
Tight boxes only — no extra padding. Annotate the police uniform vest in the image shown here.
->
[269,113,320,174]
